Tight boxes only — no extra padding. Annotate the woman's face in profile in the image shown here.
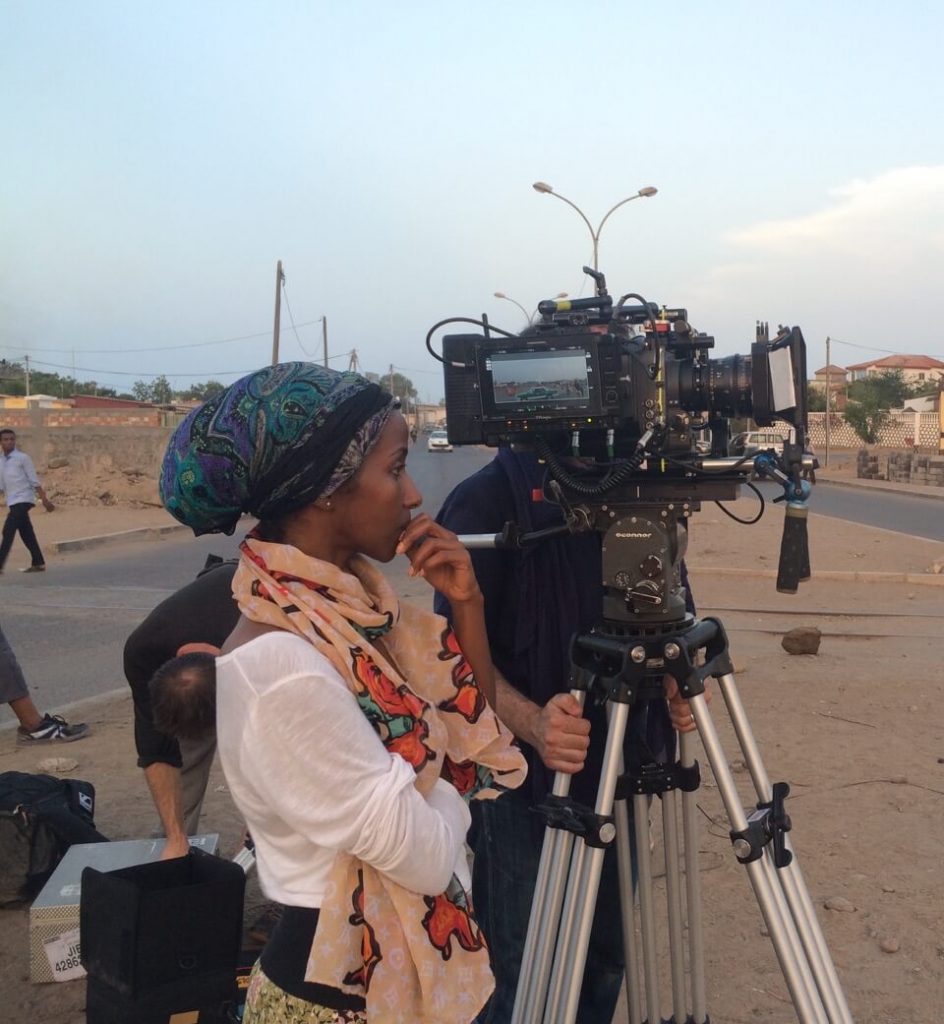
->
[328,412,423,563]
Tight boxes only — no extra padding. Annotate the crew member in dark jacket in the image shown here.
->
[123,558,239,858]
[436,447,696,1024]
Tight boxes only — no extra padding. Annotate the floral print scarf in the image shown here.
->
[232,533,528,1024]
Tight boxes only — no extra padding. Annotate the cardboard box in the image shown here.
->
[29,834,218,984]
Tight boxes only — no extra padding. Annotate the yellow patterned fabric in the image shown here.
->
[245,964,367,1023]
[232,533,528,1024]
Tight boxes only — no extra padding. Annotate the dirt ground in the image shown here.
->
[0,469,942,1023]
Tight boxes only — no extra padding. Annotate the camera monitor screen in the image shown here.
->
[487,349,592,409]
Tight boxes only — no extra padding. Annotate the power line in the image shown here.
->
[828,338,903,356]
[19,350,359,381]
[281,280,307,354]
[22,356,261,379]
[0,319,325,356]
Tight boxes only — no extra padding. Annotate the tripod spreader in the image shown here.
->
[615,759,701,799]
[531,795,616,848]
[732,780,794,868]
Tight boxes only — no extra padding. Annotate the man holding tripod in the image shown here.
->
[436,446,697,1024]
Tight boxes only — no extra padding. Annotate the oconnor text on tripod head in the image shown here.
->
[426,266,815,605]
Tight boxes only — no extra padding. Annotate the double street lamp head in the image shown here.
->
[532,181,658,199]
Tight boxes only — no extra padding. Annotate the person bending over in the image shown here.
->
[123,558,239,859]
[149,649,218,742]
[160,362,526,1024]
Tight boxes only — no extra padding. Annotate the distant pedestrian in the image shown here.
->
[1,620,89,743]
[0,428,54,574]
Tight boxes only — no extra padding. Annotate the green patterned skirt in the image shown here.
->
[243,963,367,1023]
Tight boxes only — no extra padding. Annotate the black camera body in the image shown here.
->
[432,274,813,620]
[441,284,807,466]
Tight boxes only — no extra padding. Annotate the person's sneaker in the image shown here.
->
[16,714,90,744]
[20,564,46,573]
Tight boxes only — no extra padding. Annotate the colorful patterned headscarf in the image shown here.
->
[160,362,393,535]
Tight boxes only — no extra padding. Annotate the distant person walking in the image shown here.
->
[0,428,54,574]
[1,620,89,742]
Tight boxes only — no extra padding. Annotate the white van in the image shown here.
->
[730,430,789,456]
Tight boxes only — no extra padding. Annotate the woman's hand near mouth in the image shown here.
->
[396,513,482,607]
[396,514,495,708]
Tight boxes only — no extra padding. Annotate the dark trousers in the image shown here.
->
[470,787,629,1024]
[0,503,45,570]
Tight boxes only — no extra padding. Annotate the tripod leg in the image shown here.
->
[633,792,663,1024]
[545,701,631,1024]
[614,798,643,1024]
[690,691,829,1024]
[661,787,689,1021]
[514,822,577,1024]
[716,673,854,1024]
[679,730,708,1024]
[512,779,578,1024]
[513,689,590,1024]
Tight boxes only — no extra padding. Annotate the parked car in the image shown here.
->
[517,386,559,401]
[427,430,453,453]
[730,430,788,457]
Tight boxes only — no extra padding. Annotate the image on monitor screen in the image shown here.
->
[489,350,590,405]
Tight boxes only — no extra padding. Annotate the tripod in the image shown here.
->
[510,614,854,1024]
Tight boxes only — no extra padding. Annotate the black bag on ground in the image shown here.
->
[81,848,246,1024]
[0,770,108,905]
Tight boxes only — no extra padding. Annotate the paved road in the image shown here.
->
[809,480,943,541]
[2,443,939,722]
[0,444,493,722]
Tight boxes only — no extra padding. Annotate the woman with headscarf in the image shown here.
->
[160,362,527,1024]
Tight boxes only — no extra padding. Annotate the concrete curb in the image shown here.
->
[51,523,190,554]
[691,566,944,585]
[816,476,944,501]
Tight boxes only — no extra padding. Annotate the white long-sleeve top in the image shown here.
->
[215,632,471,908]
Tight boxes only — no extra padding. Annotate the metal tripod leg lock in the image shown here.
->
[734,781,794,867]
[532,794,617,849]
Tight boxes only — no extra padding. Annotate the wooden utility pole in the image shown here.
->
[24,354,31,397]
[271,260,284,365]
[322,317,329,368]
[824,336,830,467]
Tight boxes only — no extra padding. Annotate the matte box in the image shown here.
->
[28,834,218,984]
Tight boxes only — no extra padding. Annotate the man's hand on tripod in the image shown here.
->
[663,675,710,733]
[532,692,591,773]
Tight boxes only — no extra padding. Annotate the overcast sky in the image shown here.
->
[3,1,942,402]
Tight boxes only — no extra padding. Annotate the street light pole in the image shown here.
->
[495,291,568,325]
[493,292,530,324]
[824,336,831,468]
[532,182,658,283]
[271,260,284,366]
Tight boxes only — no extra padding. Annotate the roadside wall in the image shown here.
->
[5,423,174,506]
[808,410,939,448]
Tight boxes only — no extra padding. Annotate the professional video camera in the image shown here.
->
[426,266,814,608]
[431,266,806,461]
[427,270,851,1024]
